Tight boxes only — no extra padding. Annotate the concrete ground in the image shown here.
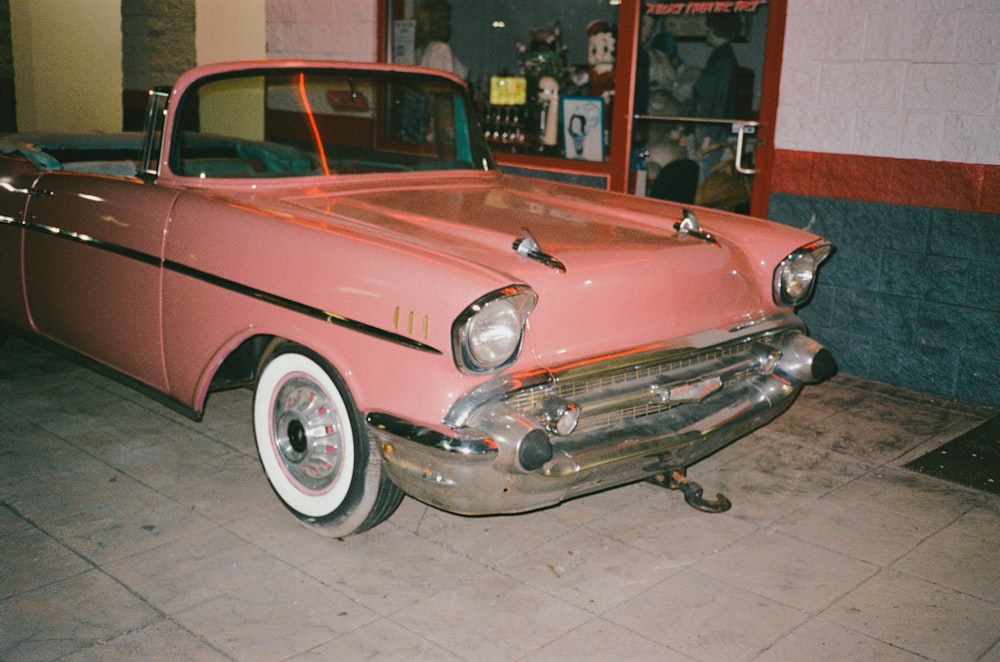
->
[1,336,997,661]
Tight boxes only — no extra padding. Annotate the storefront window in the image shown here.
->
[385,0,621,162]
[382,1,775,211]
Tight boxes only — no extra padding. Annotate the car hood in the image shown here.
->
[245,172,810,362]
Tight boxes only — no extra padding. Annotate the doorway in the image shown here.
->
[631,1,781,216]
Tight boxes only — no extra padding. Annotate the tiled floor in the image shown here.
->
[1,336,998,661]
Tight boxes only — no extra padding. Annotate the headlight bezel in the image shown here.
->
[452,285,537,374]
[773,241,834,307]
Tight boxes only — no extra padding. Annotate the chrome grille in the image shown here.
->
[556,343,746,399]
[504,340,766,435]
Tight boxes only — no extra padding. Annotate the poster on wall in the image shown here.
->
[561,96,604,162]
[392,20,416,64]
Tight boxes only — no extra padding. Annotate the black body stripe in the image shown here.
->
[27,220,161,266]
[21,220,443,355]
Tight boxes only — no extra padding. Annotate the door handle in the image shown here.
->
[733,122,759,175]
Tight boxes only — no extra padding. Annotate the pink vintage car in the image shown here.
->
[0,61,834,536]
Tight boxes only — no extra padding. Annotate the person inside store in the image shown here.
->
[636,15,700,203]
[693,12,741,178]
[414,0,467,79]
[648,33,698,116]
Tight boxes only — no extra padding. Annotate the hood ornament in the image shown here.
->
[513,227,566,272]
[674,209,719,246]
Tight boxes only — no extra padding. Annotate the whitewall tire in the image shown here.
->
[252,343,402,537]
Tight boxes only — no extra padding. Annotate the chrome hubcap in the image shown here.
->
[272,377,344,492]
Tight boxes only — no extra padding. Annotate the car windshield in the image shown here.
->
[169,68,495,178]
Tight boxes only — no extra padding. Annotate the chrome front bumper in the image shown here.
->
[367,316,834,515]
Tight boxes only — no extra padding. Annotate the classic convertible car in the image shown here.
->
[0,61,834,537]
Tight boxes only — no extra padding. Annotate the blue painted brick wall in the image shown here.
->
[769,193,1000,407]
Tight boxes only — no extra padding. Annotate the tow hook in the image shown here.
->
[647,469,732,513]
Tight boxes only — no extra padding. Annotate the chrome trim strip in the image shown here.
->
[367,411,497,455]
[140,87,170,178]
[21,220,443,355]
[729,311,790,333]
[164,260,442,354]
[28,220,160,266]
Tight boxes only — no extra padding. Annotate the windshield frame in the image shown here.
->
[163,65,496,182]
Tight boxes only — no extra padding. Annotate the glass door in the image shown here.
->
[631,2,773,214]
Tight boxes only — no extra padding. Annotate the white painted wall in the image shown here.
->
[196,0,266,64]
[266,0,377,61]
[776,0,1000,165]
[10,0,122,132]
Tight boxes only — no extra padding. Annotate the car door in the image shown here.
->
[22,172,179,390]
[0,157,41,328]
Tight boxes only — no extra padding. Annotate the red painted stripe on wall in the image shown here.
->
[772,149,1000,214]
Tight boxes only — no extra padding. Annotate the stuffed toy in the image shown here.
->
[586,20,615,100]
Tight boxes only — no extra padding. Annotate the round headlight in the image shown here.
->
[773,242,833,306]
[781,253,816,301]
[466,298,522,369]
[454,286,536,373]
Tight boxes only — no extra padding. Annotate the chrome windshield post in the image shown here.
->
[139,86,170,180]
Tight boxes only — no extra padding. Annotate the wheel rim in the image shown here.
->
[255,351,357,519]
[271,375,345,493]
